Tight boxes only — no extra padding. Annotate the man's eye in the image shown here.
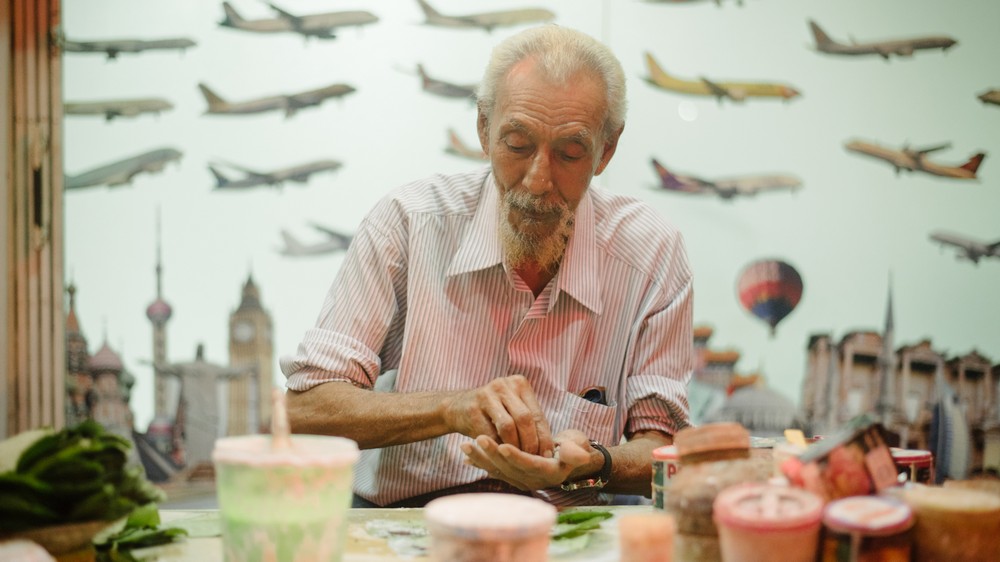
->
[504,141,528,152]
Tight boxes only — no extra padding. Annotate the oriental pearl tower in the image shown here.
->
[146,211,173,420]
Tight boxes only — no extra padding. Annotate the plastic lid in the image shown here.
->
[713,483,823,532]
[890,448,932,462]
[425,493,556,540]
[675,423,750,459]
[212,434,359,467]
[652,445,679,461]
[902,484,1000,513]
[823,496,914,536]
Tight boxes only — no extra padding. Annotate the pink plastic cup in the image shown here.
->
[713,483,823,562]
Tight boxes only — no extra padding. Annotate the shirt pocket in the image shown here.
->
[558,391,618,446]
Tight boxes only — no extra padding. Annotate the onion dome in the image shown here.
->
[706,384,806,437]
[146,298,173,323]
[87,341,123,373]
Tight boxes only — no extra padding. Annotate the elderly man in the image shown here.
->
[282,24,694,508]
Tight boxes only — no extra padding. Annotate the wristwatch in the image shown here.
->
[559,440,612,491]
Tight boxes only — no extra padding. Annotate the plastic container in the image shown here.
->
[212,434,360,562]
[889,448,934,485]
[424,493,556,562]
[900,484,1000,562]
[652,445,680,510]
[674,423,751,464]
[618,512,676,562]
[821,495,913,562]
[713,482,824,562]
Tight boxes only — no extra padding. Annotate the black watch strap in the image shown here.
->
[559,440,612,491]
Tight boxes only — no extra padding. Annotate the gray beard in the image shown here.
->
[498,189,575,273]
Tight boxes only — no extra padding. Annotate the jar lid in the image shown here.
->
[425,493,556,540]
[890,448,932,463]
[713,483,823,532]
[652,445,679,461]
[823,496,914,536]
[675,423,750,459]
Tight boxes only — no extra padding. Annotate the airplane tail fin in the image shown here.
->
[198,83,228,113]
[416,63,431,89]
[808,20,835,49]
[279,230,306,255]
[651,158,687,191]
[220,2,244,26]
[415,0,443,21]
[208,165,231,188]
[643,52,672,85]
[959,153,986,176]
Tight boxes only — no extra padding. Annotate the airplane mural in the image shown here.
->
[844,140,986,180]
[218,2,379,40]
[444,128,487,161]
[651,158,801,200]
[416,64,477,100]
[415,0,555,32]
[808,20,957,60]
[279,224,353,257]
[643,52,800,103]
[929,231,1000,265]
[64,97,173,121]
[63,37,196,60]
[65,148,182,190]
[978,89,1000,106]
[198,82,355,118]
[209,159,342,190]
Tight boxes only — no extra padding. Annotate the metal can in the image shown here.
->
[821,495,913,562]
[651,445,680,510]
[889,448,934,485]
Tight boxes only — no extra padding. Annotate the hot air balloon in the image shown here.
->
[736,259,803,336]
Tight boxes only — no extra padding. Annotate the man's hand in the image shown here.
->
[460,430,594,491]
[442,375,554,456]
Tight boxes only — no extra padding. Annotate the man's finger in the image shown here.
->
[516,386,553,457]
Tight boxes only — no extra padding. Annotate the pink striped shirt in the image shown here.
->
[281,167,694,506]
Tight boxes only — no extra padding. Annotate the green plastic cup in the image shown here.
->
[212,434,359,562]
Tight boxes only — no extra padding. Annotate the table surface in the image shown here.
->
[143,506,647,561]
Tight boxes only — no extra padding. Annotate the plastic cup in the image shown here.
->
[713,482,823,562]
[212,434,360,562]
[424,493,556,562]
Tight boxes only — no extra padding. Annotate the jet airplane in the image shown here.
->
[643,52,800,102]
[416,64,477,100]
[651,158,800,200]
[219,2,379,39]
[844,140,986,180]
[65,147,182,190]
[415,0,554,32]
[808,21,957,60]
[63,37,196,60]
[444,128,487,161]
[929,231,1000,265]
[64,97,173,121]
[279,224,353,256]
[198,82,355,118]
[209,159,342,190]
[978,89,1000,107]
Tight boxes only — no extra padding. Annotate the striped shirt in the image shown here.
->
[281,166,694,506]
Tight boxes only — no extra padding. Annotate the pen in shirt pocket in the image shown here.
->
[579,385,607,406]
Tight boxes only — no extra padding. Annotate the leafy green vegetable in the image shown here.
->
[552,510,613,540]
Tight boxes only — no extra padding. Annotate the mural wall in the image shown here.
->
[63,0,999,431]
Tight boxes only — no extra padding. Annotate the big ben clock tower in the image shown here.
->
[227,274,274,435]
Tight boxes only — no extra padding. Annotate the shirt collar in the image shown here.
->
[447,172,603,315]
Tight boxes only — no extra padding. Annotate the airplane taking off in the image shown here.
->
[63,37,196,60]
[643,52,800,102]
[415,0,554,32]
[198,82,355,118]
[978,89,1000,107]
[279,224,353,256]
[808,21,957,60]
[929,231,1000,265]
[844,140,986,180]
[219,2,378,39]
[416,64,477,100]
[651,158,800,200]
[65,147,182,190]
[64,97,173,121]
[444,128,487,161]
[209,159,342,190]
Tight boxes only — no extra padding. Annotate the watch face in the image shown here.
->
[233,322,255,343]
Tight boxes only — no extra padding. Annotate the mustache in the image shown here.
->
[505,190,569,216]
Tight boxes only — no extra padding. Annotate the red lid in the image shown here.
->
[652,445,679,461]
[890,448,932,463]
[713,483,823,532]
[823,496,913,536]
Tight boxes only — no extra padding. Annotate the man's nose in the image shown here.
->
[524,152,553,196]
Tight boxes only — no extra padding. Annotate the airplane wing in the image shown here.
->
[700,77,744,102]
[914,142,951,155]
[213,160,276,183]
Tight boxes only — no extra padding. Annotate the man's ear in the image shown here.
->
[477,110,490,154]
[594,124,625,176]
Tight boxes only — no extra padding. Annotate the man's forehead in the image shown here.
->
[500,118,593,143]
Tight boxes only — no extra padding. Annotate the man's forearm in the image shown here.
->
[286,382,454,449]
[566,430,672,496]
